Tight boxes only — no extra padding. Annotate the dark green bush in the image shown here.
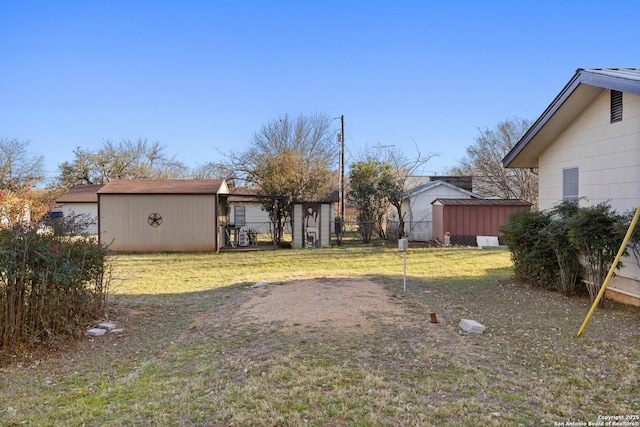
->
[501,200,631,301]
[567,202,626,305]
[500,209,559,289]
[544,200,583,294]
[0,216,110,355]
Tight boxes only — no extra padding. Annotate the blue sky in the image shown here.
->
[1,1,639,183]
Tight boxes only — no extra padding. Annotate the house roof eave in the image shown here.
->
[56,184,104,203]
[405,180,481,200]
[503,67,640,169]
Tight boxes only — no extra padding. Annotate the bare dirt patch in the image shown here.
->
[240,277,412,334]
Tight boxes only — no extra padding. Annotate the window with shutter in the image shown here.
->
[235,206,246,226]
[563,167,579,200]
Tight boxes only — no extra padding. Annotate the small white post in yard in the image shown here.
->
[398,238,408,292]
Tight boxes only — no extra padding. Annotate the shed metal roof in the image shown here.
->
[432,198,531,206]
[503,68,640,168]
[225,187,263,202]
[57,184,104,203]
[97,179,226,195]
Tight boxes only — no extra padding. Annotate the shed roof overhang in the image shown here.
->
[503,68,640,169]
[97,179,226,195]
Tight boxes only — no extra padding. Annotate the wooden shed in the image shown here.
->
[432,199,531,245]
[292,201,335,249]
[98,179,228,252]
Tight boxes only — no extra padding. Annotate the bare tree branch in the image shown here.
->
[0,138,45,192]
[449,117,538,208]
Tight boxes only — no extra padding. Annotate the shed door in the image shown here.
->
[303,203,321,248]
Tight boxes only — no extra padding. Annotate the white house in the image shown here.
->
[225,188,273,232]
[56,184,103,234]
[398,179,480,241]
[219,187,277,247]
[503,67,640,306]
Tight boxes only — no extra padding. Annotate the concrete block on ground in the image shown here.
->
[476,236,499,248]
[459,319,486,334]
[98,322,116,330]
[250,281,268,288]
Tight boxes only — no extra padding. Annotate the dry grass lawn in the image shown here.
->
[1,247,639,426]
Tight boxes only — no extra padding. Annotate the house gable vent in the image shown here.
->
[611,90,623,123]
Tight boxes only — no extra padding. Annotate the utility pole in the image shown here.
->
[340,115,345,223]
[338,115,345,245]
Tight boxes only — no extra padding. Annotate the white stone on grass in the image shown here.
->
[250,281,268,288]
[459,319,486,334]
[87,328,107,337]
[98,322,116,330]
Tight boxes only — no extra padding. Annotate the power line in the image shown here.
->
[372,144,395,162]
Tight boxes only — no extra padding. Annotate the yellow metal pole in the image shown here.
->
[576,204,640,337]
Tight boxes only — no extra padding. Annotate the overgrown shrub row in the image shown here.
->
[501,200,639,302]
[0,216,110,356]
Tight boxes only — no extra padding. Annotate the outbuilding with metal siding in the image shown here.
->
[98,179,228,252]
[432,198,531,245]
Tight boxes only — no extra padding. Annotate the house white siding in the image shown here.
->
[538,91,640,212]
[537,91,640,304]
[61,203,98,234]
[403,183,478,241]
[229,201,272,233]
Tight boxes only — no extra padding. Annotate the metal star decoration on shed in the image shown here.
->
[148,213,162,227]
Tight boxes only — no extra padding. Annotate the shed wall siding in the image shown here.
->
[538,91,640,212]
[100,194,217,252]
[432,204,444,242]
[432,204,529,241]
[320,203,331,247]
[292,204,303,249]
[405,187,474,241]
[291,203,334,248]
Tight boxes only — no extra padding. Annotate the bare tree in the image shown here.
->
[191,162,238,188]
[0,138,45,192]
[348,143,439,241]
[0,139,56,227]
[56,139,188,188]
[220,113,338,244]
[449,117,538,208]
[384,143,439,238]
